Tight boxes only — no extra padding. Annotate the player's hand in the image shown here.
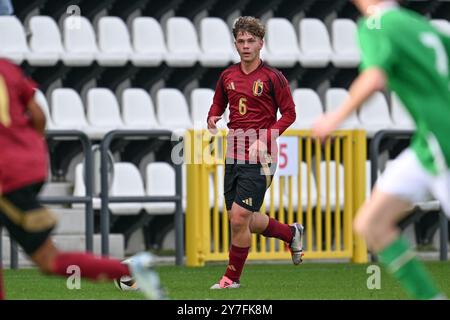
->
[312,113,339,142]
[249,139,267,161]
[207,116,222,135]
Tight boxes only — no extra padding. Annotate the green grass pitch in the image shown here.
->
[2,262,450,299]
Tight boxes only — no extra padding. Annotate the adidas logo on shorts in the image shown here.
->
[242,198,253,206]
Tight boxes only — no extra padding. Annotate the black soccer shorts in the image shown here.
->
[0,182,57,255]
[224,160,275,212]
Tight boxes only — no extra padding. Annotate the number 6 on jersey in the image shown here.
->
[239,97,247,115]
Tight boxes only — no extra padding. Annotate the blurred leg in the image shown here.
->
[354,188,443,300]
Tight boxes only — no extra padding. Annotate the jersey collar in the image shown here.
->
[239,59,264,76]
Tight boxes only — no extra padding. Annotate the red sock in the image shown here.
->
[224,245,249,282]
[52,252,130,281]
[262,218,294,243]
[0,268,4,300]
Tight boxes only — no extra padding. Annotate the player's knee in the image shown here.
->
[230,216,247,231]
[36,259,55,274]
[230,211,250,232]
[354,210,389,244]
[31,240,59,275]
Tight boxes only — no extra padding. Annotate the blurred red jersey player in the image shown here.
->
[0,58,162,300]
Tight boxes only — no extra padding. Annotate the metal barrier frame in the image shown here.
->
[2,130,94,269]
[99,130,184,266]
[370,130,448,261]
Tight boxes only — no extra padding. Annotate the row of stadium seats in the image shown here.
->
[36,87,223,139]
[12,0,450,27]
[73,162,181,215]
[71,160,373,214]
[0,15,354,67]
[290,89,414,136]
[35,86,414,140]
[3,15,449,68]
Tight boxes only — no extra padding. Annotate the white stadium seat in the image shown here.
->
[131,17,166,67]
[331,19,360,68]
[122,88,160,129]
[73,163,97,209]
[27,16,63,66]
[199,17,233,67]
[73,163,85,198]
[62,16,98,66]
[325,88,360,129]
[108,162,146,215]
[289,162,318,211]
[165,17,200,67]
[51,88,92,132]
[34,89,55,130]
[298,19,332,67]
[75,162,146,215]
[390,92,415,130]
[87,88,125,139]
[191,88,228,129]
[190,88,214,129]
[73,163,101,209]
[291,89,323,129]
[265,18,300,68]
[144,162,177,214]
[156,88,193,134]
[0,16,29,64]
[96,16,130,66]
[358,91,393,136]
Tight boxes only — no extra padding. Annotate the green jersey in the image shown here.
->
[358,7,450,174]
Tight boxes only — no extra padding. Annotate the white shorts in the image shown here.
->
[376,148,450,218]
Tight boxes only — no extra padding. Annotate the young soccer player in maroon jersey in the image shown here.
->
[207,16,305,289]
[0,58,162,299]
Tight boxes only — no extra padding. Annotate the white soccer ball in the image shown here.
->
[113,258,139,291]
[114,275,139,291]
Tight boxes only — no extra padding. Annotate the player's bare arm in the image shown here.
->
[312,68,386,141]
[207,115,222,134]
[27,98,46,136]
[248,139,267,159]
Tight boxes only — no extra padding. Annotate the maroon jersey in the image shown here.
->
[0,59,48,194]
[208,61,296,162]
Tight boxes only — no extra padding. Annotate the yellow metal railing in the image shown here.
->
[185,129,367,266]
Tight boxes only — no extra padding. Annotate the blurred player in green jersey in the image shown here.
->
[313,0,450,299]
